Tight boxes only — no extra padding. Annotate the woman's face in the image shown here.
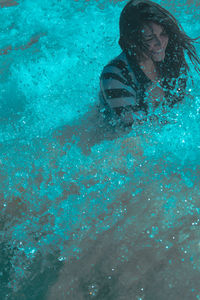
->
[142,22,169,62]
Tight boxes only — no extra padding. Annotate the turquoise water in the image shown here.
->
[0,0,200,299]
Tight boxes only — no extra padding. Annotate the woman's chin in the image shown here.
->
[152,52,166,62]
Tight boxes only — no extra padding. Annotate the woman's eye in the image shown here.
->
[145,37,153,42]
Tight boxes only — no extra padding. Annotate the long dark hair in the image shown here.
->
[119,0,200,79]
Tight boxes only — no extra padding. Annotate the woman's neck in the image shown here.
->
[139,58,159,82]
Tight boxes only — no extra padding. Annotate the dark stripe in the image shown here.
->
[114,105,132,116]
[101,72,128,85]
[108,59,127,69]
[114,104,141,116]
[114,106,126,116]
[104,88,135,99]
[107,59,138,91]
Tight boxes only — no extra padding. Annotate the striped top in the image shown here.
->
[99,51,187,127]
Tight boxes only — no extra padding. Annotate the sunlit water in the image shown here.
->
[0,0,200,299]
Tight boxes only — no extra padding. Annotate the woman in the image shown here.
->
[99,0,200,127]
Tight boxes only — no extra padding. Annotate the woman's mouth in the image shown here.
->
[152,49,164,55]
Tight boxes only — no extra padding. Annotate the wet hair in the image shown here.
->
[119,0,200,78]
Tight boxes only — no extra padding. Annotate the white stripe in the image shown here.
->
[102,65,127,81]
[107,97,136,108]
[101,76,136,94]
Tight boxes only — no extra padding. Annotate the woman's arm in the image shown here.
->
[100,63,148,128]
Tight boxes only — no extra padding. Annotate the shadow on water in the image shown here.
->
[0,243,63,300]
[45,212,200,300]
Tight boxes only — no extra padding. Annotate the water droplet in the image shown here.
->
[88,283,99,297]
[58,256,66,261]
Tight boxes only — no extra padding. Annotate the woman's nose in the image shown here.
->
[154,36,162,47]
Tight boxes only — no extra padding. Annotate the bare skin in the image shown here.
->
[139,22,169,109]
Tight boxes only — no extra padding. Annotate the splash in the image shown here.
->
[0,0,200,299]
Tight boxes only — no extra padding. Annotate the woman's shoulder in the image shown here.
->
[100,51,137,86]
[101,52,130,75]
